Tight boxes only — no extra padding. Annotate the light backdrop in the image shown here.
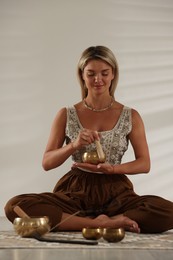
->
[1,0,173,216]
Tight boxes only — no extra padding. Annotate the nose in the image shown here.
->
[94,74,101,83]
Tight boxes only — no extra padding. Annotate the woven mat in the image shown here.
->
[1,230,173,249]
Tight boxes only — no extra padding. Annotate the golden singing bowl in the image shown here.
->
[102,228,125,242]
[13,216,50,238]
[82,151,105,164]
[82,227,103,240]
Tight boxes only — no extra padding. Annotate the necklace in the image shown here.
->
[83,97,114,112]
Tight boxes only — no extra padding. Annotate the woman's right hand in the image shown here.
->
[72,129,100,150]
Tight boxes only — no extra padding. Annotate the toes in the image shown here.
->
[126,223,140,233]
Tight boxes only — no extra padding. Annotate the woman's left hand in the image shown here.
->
[72,162,114,174]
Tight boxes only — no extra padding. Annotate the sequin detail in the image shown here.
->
[65,106,132,165]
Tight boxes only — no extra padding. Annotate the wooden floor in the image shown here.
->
[1,248,173,260]
[0,217,173,260]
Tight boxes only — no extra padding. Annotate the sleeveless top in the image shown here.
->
[65,106,132,165]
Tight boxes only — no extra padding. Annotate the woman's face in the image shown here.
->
[82,59,114,96]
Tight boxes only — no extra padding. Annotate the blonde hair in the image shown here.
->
[77,46,119,99]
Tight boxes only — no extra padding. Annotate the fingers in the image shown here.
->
[80,129,99,144]
[74,129,101,150]
[72,162,101,173]
[97,163,114,174]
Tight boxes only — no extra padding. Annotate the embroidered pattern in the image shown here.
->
[65,106,132,165]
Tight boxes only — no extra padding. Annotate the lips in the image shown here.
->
[94,84,104,88]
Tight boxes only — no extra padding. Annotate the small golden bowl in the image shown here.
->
[102,228,125,242]
[82,227,103,240]
[82,151,105,164]
[13,216,50,238]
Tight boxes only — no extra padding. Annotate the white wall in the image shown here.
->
[1,0,173,216]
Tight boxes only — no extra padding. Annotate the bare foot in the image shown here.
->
[93,214,140,233]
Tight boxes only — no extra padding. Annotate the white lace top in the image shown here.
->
[65,106,132,165]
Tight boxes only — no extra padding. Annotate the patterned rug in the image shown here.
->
[1,230,173,249]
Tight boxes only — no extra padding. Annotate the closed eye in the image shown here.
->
[86,70,110,77]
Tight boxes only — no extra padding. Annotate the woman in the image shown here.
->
[5,46,173,233]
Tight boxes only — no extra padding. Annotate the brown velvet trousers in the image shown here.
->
[4,168,173,233]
